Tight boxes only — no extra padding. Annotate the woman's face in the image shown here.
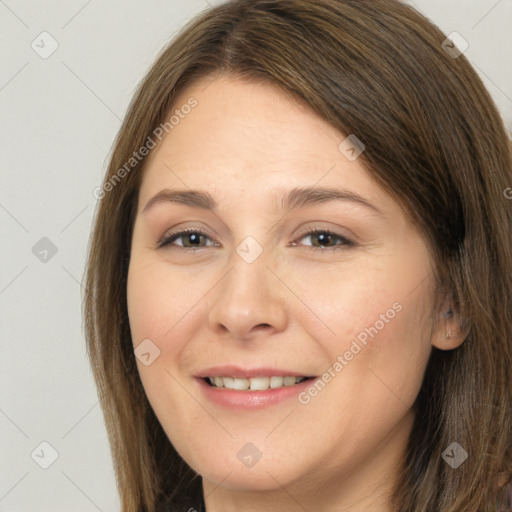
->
[127,75,446,509]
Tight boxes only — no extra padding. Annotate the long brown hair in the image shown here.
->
[83,1,512,510]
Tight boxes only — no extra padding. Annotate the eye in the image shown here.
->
[158,228,218,250]
[158,227,355,252]
[292,228,356,252]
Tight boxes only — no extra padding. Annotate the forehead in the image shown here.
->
[138,75,394,215]
[148,76,341,165]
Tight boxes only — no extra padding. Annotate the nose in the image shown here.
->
[207,249,289,342]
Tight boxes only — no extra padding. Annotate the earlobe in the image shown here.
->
[431,304,466,351]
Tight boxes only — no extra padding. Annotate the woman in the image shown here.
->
[83,0,512,510]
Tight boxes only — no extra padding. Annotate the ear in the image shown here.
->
[431,295,465,351]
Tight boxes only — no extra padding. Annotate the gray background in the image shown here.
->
[1,1,511,510]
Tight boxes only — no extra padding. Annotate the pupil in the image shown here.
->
[188,234,201,246]
[317,233,331,246]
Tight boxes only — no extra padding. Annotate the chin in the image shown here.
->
[193,458,297,492]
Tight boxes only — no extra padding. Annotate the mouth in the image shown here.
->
[203,375,316,391]
[196,374,318,409]
[194,365,318,408]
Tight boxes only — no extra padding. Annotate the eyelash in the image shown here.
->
[157,227,356,253]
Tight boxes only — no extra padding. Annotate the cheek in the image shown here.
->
[366,298,433,406]
[127,258,195,347]
[301,300,431,467]
[126,260,203,444]
[311,267,433,419]
[331,294,432,422]
[126,258,207,408]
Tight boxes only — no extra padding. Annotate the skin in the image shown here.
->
[126,74,464,512]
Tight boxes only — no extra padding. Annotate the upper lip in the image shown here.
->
[195,365,315,379]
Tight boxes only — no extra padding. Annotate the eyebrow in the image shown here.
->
[141,186,384,217]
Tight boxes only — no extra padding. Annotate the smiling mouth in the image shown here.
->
[204,375,316,391]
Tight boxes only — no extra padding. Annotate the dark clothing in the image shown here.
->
[154,494,205,512]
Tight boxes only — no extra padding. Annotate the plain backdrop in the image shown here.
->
[1,1,511,510]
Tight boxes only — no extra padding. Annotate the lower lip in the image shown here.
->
[195,377,316,409]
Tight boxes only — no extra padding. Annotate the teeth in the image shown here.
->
[207,376,308,390]
[270,376,283,388]
[250,377,269,390]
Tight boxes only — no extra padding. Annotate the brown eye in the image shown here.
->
[294,228,355,252]
[157,227,355,252]
[158,229,217,249]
